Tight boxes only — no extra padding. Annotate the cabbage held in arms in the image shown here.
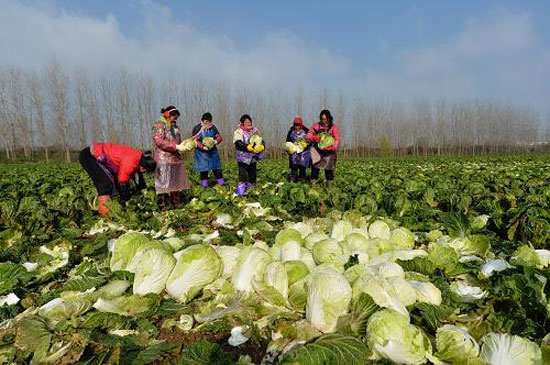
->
[180,138,197,152]
[285,142,299,154]
[202,137,216,150]
[249,133,263,148]
[166,244,222,303]
[318,132,335,150]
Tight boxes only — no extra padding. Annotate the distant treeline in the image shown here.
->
[0,61,547,162]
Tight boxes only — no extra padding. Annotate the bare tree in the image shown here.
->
[74,68,89,148]
[45,60,71,162]
[28,71,49,161]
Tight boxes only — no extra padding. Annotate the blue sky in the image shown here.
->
[1,0,549,111]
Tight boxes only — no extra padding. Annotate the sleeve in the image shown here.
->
[331,124,341,149]
[286,129,293,142]
[213,126,222,144]
[118,183,131,202]
[134,171,146,191]
[306,125,320,142]
[153,123,177,152]
[233,129,247,151]
[192,124,201,138]
[235,140,248,152]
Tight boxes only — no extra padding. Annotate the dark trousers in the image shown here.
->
[79,147,112,196]
[200,169,223,180]
[238,162,257,183]
[311,167,334,181]
[290,166,307,179]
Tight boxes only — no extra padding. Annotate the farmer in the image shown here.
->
[286,116,310,182]
[78,143,157,216]
[233,114,264,195]
[152,105,191,209]
[306,109,341,187]
[192,112,224,187]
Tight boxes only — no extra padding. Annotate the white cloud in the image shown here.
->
[0,0,351,87]
[362,9,550,110]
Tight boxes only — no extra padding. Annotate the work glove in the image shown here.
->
[253,144,265,154]
[246,144,255,152]
[323,145,335,152]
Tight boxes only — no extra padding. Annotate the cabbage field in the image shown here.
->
[2,156,550,364]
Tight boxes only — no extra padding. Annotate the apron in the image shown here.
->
[289,129,311,168]
[193,126,222,172]
[235,128,264,165]
[311,124,337,170]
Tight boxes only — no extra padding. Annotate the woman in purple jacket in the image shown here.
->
[233,114,265,195]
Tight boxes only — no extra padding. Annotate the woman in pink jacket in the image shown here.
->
[306,109,341,187]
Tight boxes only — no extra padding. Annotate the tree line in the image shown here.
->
[0,60,547,163]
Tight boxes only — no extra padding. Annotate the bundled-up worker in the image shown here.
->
[233,114,265,195]
[286,116,311,182]
[79,143,157,216]
[152,105,191,209]
[192,112,224,187]
[306,109,341,187]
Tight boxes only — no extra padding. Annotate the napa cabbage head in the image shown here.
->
[368,220,391,240]
[215,246,241,278]
[166,244,222,303]
[352,276,415,317]
[389,228,415,250]
[367,309,432,365]
[231,247,272,292]
[435,325,480,363]
[284,260,310,286]
[304,232,329,250]
[342,233,369,262]
[126,240,173,273]
[312,239,346,266]
[306,267,352,333]
[318,132,335,149]
[133,247,176,295]
[480,333,541,365]
[330,220,353,241]
[271,229,303,262]
[109,232,150,271]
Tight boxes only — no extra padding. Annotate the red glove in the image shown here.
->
[196,141,206,150]
[310,134,321,143]
[323,145,335,151]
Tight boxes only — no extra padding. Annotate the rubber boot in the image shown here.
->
[217,178,225,186]
[97,195,110,217]
[246,183,256,188]
[200,179,209,188]
[289,175,297,183]
[237,182,246,195]
[171,191,182,208]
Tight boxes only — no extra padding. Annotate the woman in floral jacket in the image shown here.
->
[152,105,190,208]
